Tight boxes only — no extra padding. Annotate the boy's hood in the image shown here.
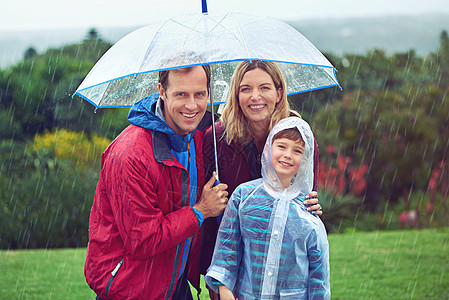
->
[128,93,193,152]
[261,117,315,199]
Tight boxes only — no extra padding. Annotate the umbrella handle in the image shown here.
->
[214,178,223,224]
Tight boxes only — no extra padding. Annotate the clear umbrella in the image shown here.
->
[74,1,341,179]
[74,13,339,108]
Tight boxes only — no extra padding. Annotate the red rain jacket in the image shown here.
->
[85,124,205,299]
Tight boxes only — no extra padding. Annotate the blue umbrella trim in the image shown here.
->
[76,58,338,93]
[75,58,341,109]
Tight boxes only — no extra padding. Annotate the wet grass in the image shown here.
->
[0,248,95,299]
[328,228,449,300]
[0,228,448,299]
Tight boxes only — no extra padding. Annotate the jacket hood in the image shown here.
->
[128,93,193,152]
[261,117,315,199]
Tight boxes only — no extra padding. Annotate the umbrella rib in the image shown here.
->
[207,14,250,41]
[202,15,243,41]
[206,14,227,35]
[228,14,252,60]
[170,14,245,36]
[208,14,268,35]
[138,19,171,73]
[171,19,205,35]
[212,14,277,60]
[95,82,112,108]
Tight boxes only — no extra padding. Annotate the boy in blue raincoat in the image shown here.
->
[205,117,330,300]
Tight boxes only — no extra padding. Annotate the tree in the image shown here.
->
[85,28,100,41]
[313,85,448,209]
[437,30,449,89]
[0,38,129,141]
[24,47,37,60]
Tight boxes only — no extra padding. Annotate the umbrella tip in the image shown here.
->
[201,0,208,13]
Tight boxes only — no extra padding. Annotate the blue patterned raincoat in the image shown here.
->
[205,117,330,300]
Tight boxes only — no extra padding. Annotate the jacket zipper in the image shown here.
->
[166,168,190,299]
[105,258,124,297]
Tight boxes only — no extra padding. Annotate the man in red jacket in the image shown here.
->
[85,64,229,300]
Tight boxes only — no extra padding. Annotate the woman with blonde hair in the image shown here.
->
[220,60,300,148]
[200,60,321,299]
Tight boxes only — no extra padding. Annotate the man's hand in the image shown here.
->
[304,191,322,216]
[193,172,229,219]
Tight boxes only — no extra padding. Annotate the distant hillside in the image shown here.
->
[0,27,133,69]
[1,13,448,69]
[287,13,449,56]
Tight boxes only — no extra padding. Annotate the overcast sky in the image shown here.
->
[2,0,449,31]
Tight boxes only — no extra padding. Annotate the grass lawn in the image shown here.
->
[1,228,448,299]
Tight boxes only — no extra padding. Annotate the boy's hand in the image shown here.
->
[304,191,322,216]
[193,172,228,219]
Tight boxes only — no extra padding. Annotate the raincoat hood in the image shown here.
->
[262,117,314,199]
[128,93,193,152]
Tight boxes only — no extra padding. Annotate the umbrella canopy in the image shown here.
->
[74,12,340,109]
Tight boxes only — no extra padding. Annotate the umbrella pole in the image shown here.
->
[209,87,220,183]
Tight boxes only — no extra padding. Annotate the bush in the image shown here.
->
[319,187,409,233]
[318,188,363,233]
[0,130,110,249]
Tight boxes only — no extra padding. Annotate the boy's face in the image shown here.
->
[271,137,303,186]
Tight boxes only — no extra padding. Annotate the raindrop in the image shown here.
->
[379,173,385,189]
[341,57,350,68]
[439,265,447,284]
[403,143,409,157]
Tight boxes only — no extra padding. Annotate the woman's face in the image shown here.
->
[238,68,282,127]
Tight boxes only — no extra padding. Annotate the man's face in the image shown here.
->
[158,66,208,136]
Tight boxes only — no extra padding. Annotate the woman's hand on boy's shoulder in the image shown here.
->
[304,191,322,216]
[218,285,236,300]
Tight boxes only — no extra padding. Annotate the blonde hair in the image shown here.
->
[221,60,300,145]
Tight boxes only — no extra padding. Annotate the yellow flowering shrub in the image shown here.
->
[33,128,110,170]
